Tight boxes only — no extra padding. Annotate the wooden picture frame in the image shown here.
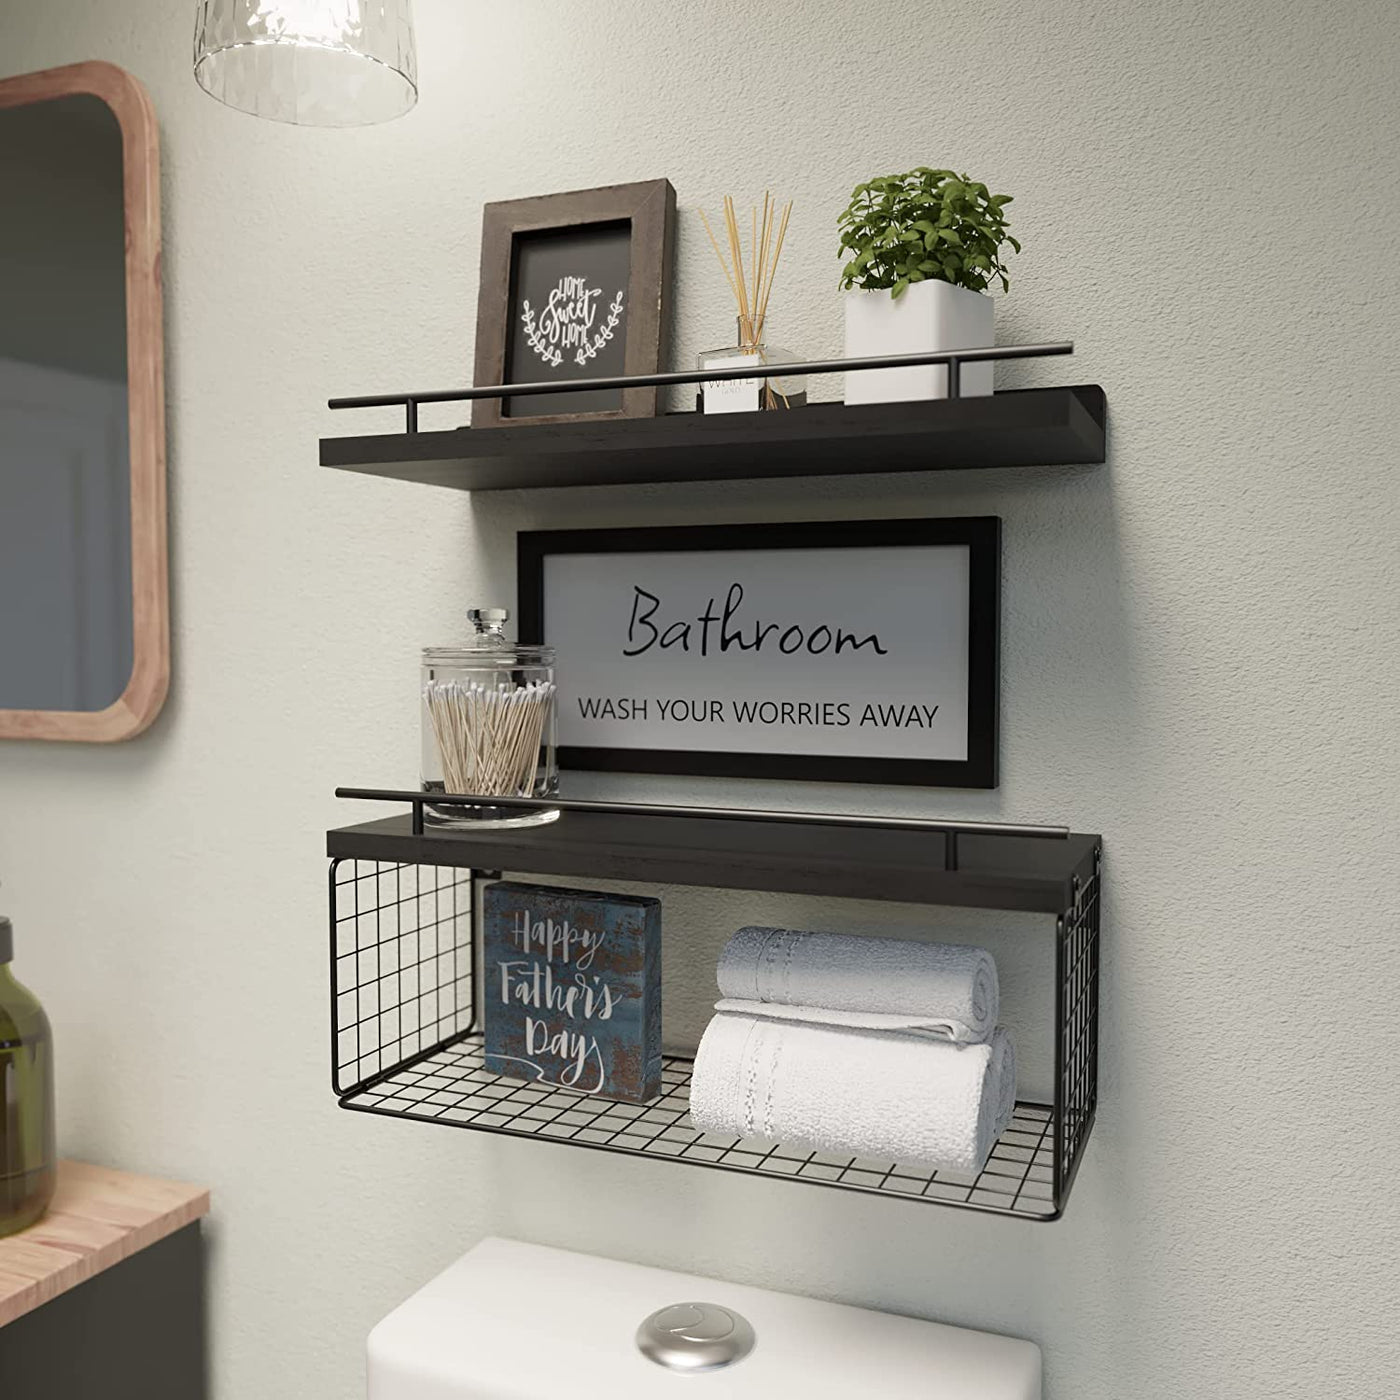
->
[0,61,168,743]
[519,517,1001,789]
[471,179,675,428]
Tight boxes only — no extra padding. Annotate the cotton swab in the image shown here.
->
[423,679,555,799]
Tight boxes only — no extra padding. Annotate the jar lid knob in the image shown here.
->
[467,607,509,634]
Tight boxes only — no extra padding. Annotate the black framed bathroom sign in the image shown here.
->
[518,517,1000,788]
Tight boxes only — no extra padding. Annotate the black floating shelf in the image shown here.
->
[320,385,1106,493]
[326,802,1101,914]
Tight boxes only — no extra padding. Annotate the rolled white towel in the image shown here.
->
[690,1013,1016,1178]
[717,926,998,1044]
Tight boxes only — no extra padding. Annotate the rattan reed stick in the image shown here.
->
[702,191,793,350]
[755,200,791,344]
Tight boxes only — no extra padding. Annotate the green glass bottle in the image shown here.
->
[0,916,56,1236]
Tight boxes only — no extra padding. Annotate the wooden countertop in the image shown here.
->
[0,1161,210,1327]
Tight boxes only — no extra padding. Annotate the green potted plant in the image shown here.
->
[838,168,1019,404]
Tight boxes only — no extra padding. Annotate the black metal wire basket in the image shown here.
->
[327,792,1100,1221]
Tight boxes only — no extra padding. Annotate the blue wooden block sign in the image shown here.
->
[482,882,662,1104]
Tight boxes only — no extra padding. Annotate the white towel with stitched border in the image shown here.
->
[716,926,999,1045]
[689,1013,1016,1177]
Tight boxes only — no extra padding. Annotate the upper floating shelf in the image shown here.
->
[322,386,1106,493]
[321,342,1104,492]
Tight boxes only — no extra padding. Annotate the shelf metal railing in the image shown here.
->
[328,341,1074,433]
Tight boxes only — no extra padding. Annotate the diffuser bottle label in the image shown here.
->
[701,352,763,413]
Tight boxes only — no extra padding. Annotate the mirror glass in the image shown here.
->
[0,93,132,712]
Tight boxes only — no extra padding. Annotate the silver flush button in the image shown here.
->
[637,1302,757,1373]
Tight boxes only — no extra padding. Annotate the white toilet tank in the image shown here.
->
[368,1237,1041,1400]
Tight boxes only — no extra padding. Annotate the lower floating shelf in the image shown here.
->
[329,824,1100,1221]
[342,1034,1061,1219]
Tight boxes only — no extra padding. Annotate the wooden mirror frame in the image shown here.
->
[0,61,168,742]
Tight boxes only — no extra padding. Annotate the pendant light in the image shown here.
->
[193,1,417,126]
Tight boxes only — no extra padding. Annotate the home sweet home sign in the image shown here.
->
[471,179,676,426]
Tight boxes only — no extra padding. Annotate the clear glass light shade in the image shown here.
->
[193,1,417,126]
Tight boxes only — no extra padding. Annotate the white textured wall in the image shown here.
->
[2,1,1398,1396]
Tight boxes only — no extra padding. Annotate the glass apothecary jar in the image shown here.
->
[421,608,558,829]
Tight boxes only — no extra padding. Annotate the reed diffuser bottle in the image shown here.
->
[0,917,56,1238]
[698,314,808,413]
[421,608,559,829]
[697,192,807,412]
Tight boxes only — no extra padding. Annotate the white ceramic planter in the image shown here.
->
[843,279,995,405]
